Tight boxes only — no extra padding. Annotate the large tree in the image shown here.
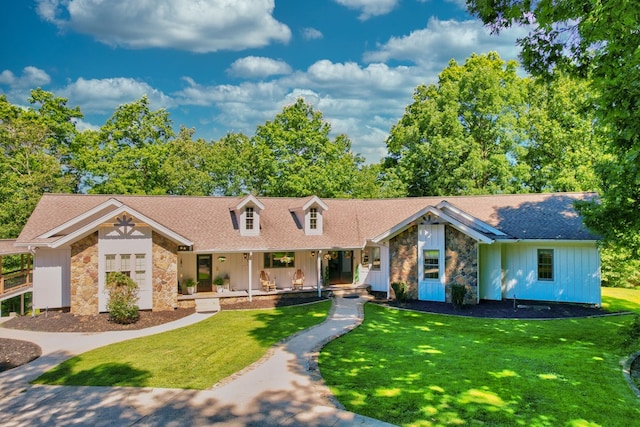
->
[28,88,84,192]
[466,0,640,283]
[0,94,74,237]
[519,72,601,192]
[84,96,175,194]
[252,98,366,198]
[384,52,601,197]
[385,52,527,196]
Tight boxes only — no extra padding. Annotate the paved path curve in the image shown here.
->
[0,296,396,426]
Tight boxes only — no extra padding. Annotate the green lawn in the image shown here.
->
[34,300,330,389]
[602,286,640,314]
[320,292,640,426]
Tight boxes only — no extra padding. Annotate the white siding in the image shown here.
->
[99,226,153,311]
[418,224,446,302]
[479,243,502,300]
[33,248,71,309]
[502,242,600,304]
[358,246,389,291]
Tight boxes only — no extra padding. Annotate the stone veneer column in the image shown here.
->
[445,226,478,304]
[152,233,178,311]
[70,232,99,315]
[389,225,419,299]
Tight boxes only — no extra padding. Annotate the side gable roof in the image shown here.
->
[16,192,598,252]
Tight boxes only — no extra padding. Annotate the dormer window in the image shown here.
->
[246,207,254,230]
[309,208,318,230]
[236,195,264,237]
[301,196,328,235]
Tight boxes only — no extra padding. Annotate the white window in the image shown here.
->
[120,254,131,274]
[135,254,145,270]
[310,208,318,230]
[105,254,144,281]
[246,207,254,230]
[105,254,116,272]
[423,250,440,279]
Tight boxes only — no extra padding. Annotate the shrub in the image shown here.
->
[105,272,139,324]
[622,314,640,349]
[391,281,408,302]
[451,284,466,309]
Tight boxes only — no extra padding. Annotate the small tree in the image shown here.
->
[391,282,408,302]
[451,284,466,309]
[105,272,139,324]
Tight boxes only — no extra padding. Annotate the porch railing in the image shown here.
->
[0,270,32,295]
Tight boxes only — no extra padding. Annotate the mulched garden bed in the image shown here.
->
[0,338,41,372]
[378,298,616,319]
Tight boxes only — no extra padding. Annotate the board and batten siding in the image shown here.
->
[33,247,71,309]
[479,243,502,300]
[501,241,600,304]
[418,224,446,302]
[358,246,389,291]
[98,226,153,311]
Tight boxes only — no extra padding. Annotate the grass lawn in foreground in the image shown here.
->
[321,300,640,426]
[34,300,330,390]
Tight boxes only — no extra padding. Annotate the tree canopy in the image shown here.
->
[384,52,601,196]
[466,0,640,282]
[252,98,367,198]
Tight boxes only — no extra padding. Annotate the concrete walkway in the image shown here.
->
[0,296,396,426]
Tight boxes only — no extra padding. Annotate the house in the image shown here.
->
[13,192,601,315]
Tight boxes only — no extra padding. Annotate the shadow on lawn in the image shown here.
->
[34,357,151,387]
[321,304,640,426]
[246,300,330,347]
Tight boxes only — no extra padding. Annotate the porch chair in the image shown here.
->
[260,270,276,292]
[291,269,304,290]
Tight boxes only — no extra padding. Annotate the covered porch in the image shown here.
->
[176,249,326,299]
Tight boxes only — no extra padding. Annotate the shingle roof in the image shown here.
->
[0,239,29,255]
[15,192,598,251]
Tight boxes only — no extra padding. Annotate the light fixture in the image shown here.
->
[218,256,227,263]
[243,253,248,260]
[310,251,316,257]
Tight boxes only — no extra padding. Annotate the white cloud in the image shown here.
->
[364,18,527,69]
[227,57,292,79]
[334,0,399,20]
[0,66,51,88]
[36,0,291,53]
[302,27,323,40]
[58,77,174,114]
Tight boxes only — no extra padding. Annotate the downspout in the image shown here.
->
[248,251,253,302]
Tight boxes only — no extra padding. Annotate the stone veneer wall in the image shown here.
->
[152,233,178,311]
[389,225,419,299]
[70,232,99,315]
[445,226,478,304]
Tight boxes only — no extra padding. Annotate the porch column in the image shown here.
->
[317,250,322,298]
[248,251,253,302]
[385,244,391,299]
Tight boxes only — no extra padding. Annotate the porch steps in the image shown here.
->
[195,297,221,313]
[328,285,370,298]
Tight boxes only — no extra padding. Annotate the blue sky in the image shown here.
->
[1,0,527,163]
